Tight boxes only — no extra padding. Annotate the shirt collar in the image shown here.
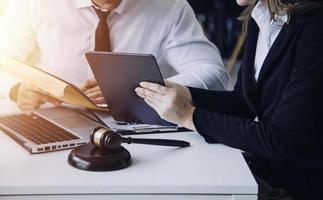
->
[73,0,128,15]
[252,1,288,31]
[113,0,128,15]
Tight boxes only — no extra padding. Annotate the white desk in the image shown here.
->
[0,100,258,200]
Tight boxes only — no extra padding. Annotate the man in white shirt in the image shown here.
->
[0,0,228,110]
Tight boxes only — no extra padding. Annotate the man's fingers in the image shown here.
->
[84,86,100,94]
[92,97,106,105]
[27,89,61,106]
[17,88,44,110]
[139,82,168,95]
[81,79,98,91]
[20,88,60,107]
[43,95,61,106]
[17,95,43,110]
[21,82,47,94]
[17,99,40,110]
[88,92,102,99]
[17,83,61,110]
[84,86,101,95]
[84,87,102,96]
[18,103,37,111]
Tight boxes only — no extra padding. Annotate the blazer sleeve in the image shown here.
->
[193,24,323,161]
[189,68,255,119]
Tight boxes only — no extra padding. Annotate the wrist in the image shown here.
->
[184,87,193,105]
[180,105,196,131]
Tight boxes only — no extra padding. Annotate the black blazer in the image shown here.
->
[189,8,323,200]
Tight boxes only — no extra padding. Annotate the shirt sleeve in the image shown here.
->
[161,0,229,91]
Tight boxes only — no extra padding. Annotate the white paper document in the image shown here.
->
[89,111,179,134]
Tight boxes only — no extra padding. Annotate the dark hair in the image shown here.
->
[239,0,323,36]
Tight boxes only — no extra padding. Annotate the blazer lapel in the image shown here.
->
[241,19,259,114]
[256,22,300,87]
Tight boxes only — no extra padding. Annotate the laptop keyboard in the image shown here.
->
[0,113,80,145]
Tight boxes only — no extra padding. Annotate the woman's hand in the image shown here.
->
[80,79,106,104]
[135,81,196,131]
[17,82,61,111]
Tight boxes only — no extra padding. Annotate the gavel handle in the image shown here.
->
[122,137,190,148]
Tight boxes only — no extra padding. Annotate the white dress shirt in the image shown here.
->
[0,0,228,90]
[252,1,288,81]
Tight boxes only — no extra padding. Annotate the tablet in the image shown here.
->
[86,52,174,126]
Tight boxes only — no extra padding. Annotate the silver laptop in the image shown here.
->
[0,107,102,154]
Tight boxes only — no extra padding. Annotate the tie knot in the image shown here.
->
[93,7,110,21]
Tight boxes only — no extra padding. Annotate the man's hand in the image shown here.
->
[81,79,106,104]
[135,81,196,130]
[17,82,61,111]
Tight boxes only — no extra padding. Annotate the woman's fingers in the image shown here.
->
[164,80,176,88]
[135,87,163,102]
[135,81,195,128]
[143,96,159,109]
[139,82,168,95]
[135,86,166,116]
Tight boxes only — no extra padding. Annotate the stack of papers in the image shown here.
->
[90,111,179,134]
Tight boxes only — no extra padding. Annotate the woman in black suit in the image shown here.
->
[136,0,323,199]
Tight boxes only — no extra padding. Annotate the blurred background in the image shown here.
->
[188,0,244,59]
[187,0,244,89]
[0,0,6,15]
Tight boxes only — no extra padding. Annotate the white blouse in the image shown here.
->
[252,1,288,81]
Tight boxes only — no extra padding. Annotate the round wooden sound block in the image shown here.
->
[68,143,132,171]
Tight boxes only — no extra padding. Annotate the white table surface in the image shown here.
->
[0,100,258,200]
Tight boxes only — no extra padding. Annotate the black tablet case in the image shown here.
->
[86,52,174,126]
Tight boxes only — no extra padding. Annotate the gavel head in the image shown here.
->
[90,127,122,150]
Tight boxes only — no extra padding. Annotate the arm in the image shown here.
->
[188,68,255,119]
[137,19,323,160]
[193,25,323,161]
[0,0,55,110]
[161,0,229,90]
